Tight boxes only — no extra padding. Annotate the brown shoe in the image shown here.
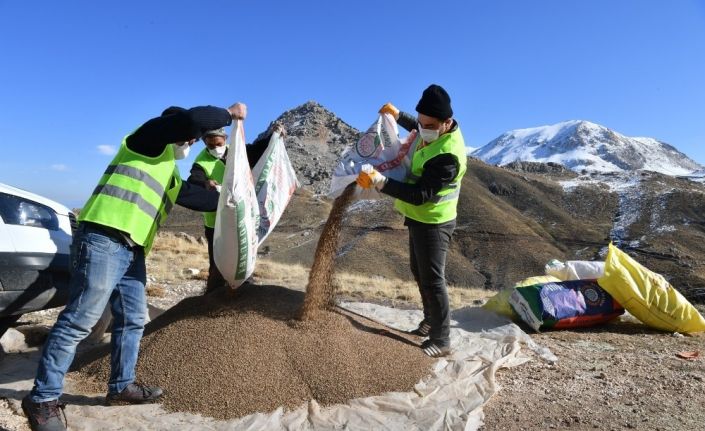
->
[105,383,163,406]
[21,395,67,431]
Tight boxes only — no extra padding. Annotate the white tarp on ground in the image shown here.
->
[0,304,554,431]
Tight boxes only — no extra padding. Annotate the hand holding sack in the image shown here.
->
[378,102,399,120]
[227,102,247,120]
[356,164,387,190]
[329,112,417,200]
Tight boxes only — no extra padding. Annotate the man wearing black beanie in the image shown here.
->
[356,84,467,358]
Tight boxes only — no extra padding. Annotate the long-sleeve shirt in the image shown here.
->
[186,131,273,187]
[380,111,460,211]
[126,106,233,213]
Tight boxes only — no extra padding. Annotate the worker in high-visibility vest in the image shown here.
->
[187,122,285,293]
[357,85,467,358]
[23,103,247,431]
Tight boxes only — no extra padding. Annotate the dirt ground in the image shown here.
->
[0,279,206,431]
[482,309,705,431]
[1,276,704,430]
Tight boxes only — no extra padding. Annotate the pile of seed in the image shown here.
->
[299,183,356,320]
[76,283,433,420]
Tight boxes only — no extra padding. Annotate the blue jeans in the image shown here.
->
[30,226,147,402]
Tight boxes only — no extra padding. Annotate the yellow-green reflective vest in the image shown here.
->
[394,127,467,224]
[193,148,225,228]
[78,136,182,254]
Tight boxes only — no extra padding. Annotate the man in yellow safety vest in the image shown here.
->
[22,103,247,431]
[187,122,285,293]
[357,85,467,358]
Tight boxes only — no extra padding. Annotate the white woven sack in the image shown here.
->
[213,119,259,288]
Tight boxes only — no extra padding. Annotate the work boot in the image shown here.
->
[421,339,451,358]
[105,383,163,406]
[408,320,431,337]
[21,395,67,431]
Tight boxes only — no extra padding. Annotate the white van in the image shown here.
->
[0,183,74,334]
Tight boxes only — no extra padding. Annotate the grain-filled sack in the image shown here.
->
[484,275,561,320]
[251,130,298,245]
[545,259,605,281]
[598,243,705,333]
[509,279,624,331]
[214,119,259,288]
[329,113,417,199]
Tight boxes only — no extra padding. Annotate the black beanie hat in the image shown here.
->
[415,84,453,120]
[161,106,186,117]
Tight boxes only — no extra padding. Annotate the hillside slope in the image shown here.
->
[163,104,705,302]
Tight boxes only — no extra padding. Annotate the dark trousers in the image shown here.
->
[408,219,456,345]
[204,226,227,293]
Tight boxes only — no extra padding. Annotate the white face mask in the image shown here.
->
[418,126,440,143]
[208,146,226,158]
[173,143,191,160]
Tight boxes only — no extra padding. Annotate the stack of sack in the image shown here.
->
[484,244,705,333]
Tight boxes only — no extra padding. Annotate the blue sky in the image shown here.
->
[1,1,704,208]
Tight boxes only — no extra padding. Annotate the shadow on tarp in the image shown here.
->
[334,307,420,348]
[451,306,516,333]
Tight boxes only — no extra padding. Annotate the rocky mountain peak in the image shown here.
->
[260,101,362,195]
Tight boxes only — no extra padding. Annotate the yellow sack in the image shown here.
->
[597,244,705,333]
[515,275,562,288]
[483,275,561,320]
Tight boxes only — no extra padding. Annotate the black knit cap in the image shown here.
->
[415,84,453,120]
[161,106,186,117]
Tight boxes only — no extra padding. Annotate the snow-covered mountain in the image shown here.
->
[472,120,702,175]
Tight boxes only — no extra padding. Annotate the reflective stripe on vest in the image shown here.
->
[91,183,160,219]
[104,164,166,198]
[394,126,468,224]
[194,148,226,229]
[429,186,460,203]
[78,135,181,254]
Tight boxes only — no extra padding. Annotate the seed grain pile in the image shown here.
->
[76,182,434,420]
[76,285,432,419]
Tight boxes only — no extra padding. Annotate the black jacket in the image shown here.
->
[380,111,461,226]
[126,106,233,213]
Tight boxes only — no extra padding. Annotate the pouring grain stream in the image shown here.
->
[299,183,356,320]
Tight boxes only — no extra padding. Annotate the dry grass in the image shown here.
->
[147,232,209,282]
[254,258,491,309]
[146,284,167,298]
[149,232,492,309]
[252,259,310,287]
